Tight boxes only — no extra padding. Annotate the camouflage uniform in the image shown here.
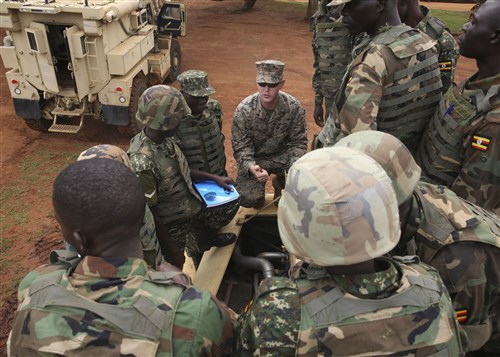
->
[128,85,238,257]
[236,147,463,356]
[417,73,500,213]
[176,70,227,176]
[416,5,459,93]
[77,144,165,270]
[311,2,353,117]
[317,24,442,154]
[335,130,500,353]
[8,254,235,356]
[231,61,307,207]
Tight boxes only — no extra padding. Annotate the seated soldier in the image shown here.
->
[7,159,234,356]
[77,144,185,269]
[336,131,500,355]
[231,60,307,208]
[128,85,238,266]
[236,147,463,356]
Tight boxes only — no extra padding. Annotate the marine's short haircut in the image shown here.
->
[52,159,146,233]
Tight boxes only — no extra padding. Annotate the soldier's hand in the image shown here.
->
[314,103,324,127]
[249,165,269,183]
[214,175,235,191]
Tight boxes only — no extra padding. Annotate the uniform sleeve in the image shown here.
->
[172,287,235,356]
[231,104,256,175]
[287,103,308,166]
[337,51,384,135]
[235,288,301,356]
[137,170,159,207]
[436,30,459,94]
[451,118,500,213]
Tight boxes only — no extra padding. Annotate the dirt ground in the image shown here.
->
[0,0,477,354]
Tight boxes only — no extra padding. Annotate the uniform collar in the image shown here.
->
[73,256,148,279]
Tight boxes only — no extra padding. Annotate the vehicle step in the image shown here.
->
[48,123,83,134]
[51,106,85,117]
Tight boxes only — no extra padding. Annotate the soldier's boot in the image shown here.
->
[272,174,285,206]
[253,195,266,209]
[198,232,237,253]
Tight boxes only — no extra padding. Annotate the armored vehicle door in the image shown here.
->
[26,22,59,93]
[64,26,89,100]
[157,3,186,37]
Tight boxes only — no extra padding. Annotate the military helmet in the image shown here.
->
[77,144,132,169]
[335,131,421,205]
[136,85,190,131]
[278,147,400,267]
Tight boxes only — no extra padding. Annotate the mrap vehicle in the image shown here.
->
[0,0,186,136]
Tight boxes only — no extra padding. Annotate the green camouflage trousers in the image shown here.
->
[236,158,288,208]
[165,199,240,257]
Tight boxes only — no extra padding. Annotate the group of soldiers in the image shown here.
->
[6,0,500,356]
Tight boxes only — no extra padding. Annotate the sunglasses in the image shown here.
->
[257,82,281,88]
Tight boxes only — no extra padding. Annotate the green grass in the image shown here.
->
[431,10,470,34]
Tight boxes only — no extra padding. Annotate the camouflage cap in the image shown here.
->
[327,0,351,6]
[178,70,215,97]
[135,85,190,131]
[256,60,284,84]
[278,147,400,267]
[77,144,132,169]
[335,131,421,205]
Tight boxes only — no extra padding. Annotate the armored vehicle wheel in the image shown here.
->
[23,118,52,132]
[165,40,182,83]
[117,76,148,137]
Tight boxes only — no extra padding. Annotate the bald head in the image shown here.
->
[53,159,145,256]
[341,0,401,36]
[459,0,500,61]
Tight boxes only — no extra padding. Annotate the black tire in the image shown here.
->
[165,40,182,83]
[23,118,52,132]
[117,76,147,137]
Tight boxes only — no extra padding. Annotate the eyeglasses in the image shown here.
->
[257,82,280,88]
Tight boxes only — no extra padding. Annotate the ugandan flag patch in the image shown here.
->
[456,309,467,323]
[438,61,452,72]
[471,135,490,152]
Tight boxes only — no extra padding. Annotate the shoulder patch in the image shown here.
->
[471,135,491,151]
[438,61,453,72]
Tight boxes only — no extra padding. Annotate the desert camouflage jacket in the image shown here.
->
[236,257,463,356]
[397,182,500,351]
[318,24,442,154]
[8,256,235,356]
[416,6,459,94]
[231,91,307,176]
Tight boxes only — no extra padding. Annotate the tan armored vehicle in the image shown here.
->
[0,0,186,136]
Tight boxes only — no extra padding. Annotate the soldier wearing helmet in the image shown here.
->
[127,85,237,265]
[236,147,463,356]
[336,130,500,354]
[76,144,184,270]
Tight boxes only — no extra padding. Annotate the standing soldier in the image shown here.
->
[315,0,442,154]
[236,147,464,356]
[416,0,500,213]
[397,0,459,93]
[311,0,353,127]
[128,85,237,265]
[231,60,307,208]
[336,131,500,355]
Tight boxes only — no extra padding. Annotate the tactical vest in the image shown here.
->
[176,102,227,176]
[287,260,458,356]
[315,18,352,98]
[9,253,187,357]
[349,25,442,153]
[416,82,500,186]
[129,133,203,224]
[409,184,500,263]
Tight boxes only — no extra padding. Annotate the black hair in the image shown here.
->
[52,159,146,234]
